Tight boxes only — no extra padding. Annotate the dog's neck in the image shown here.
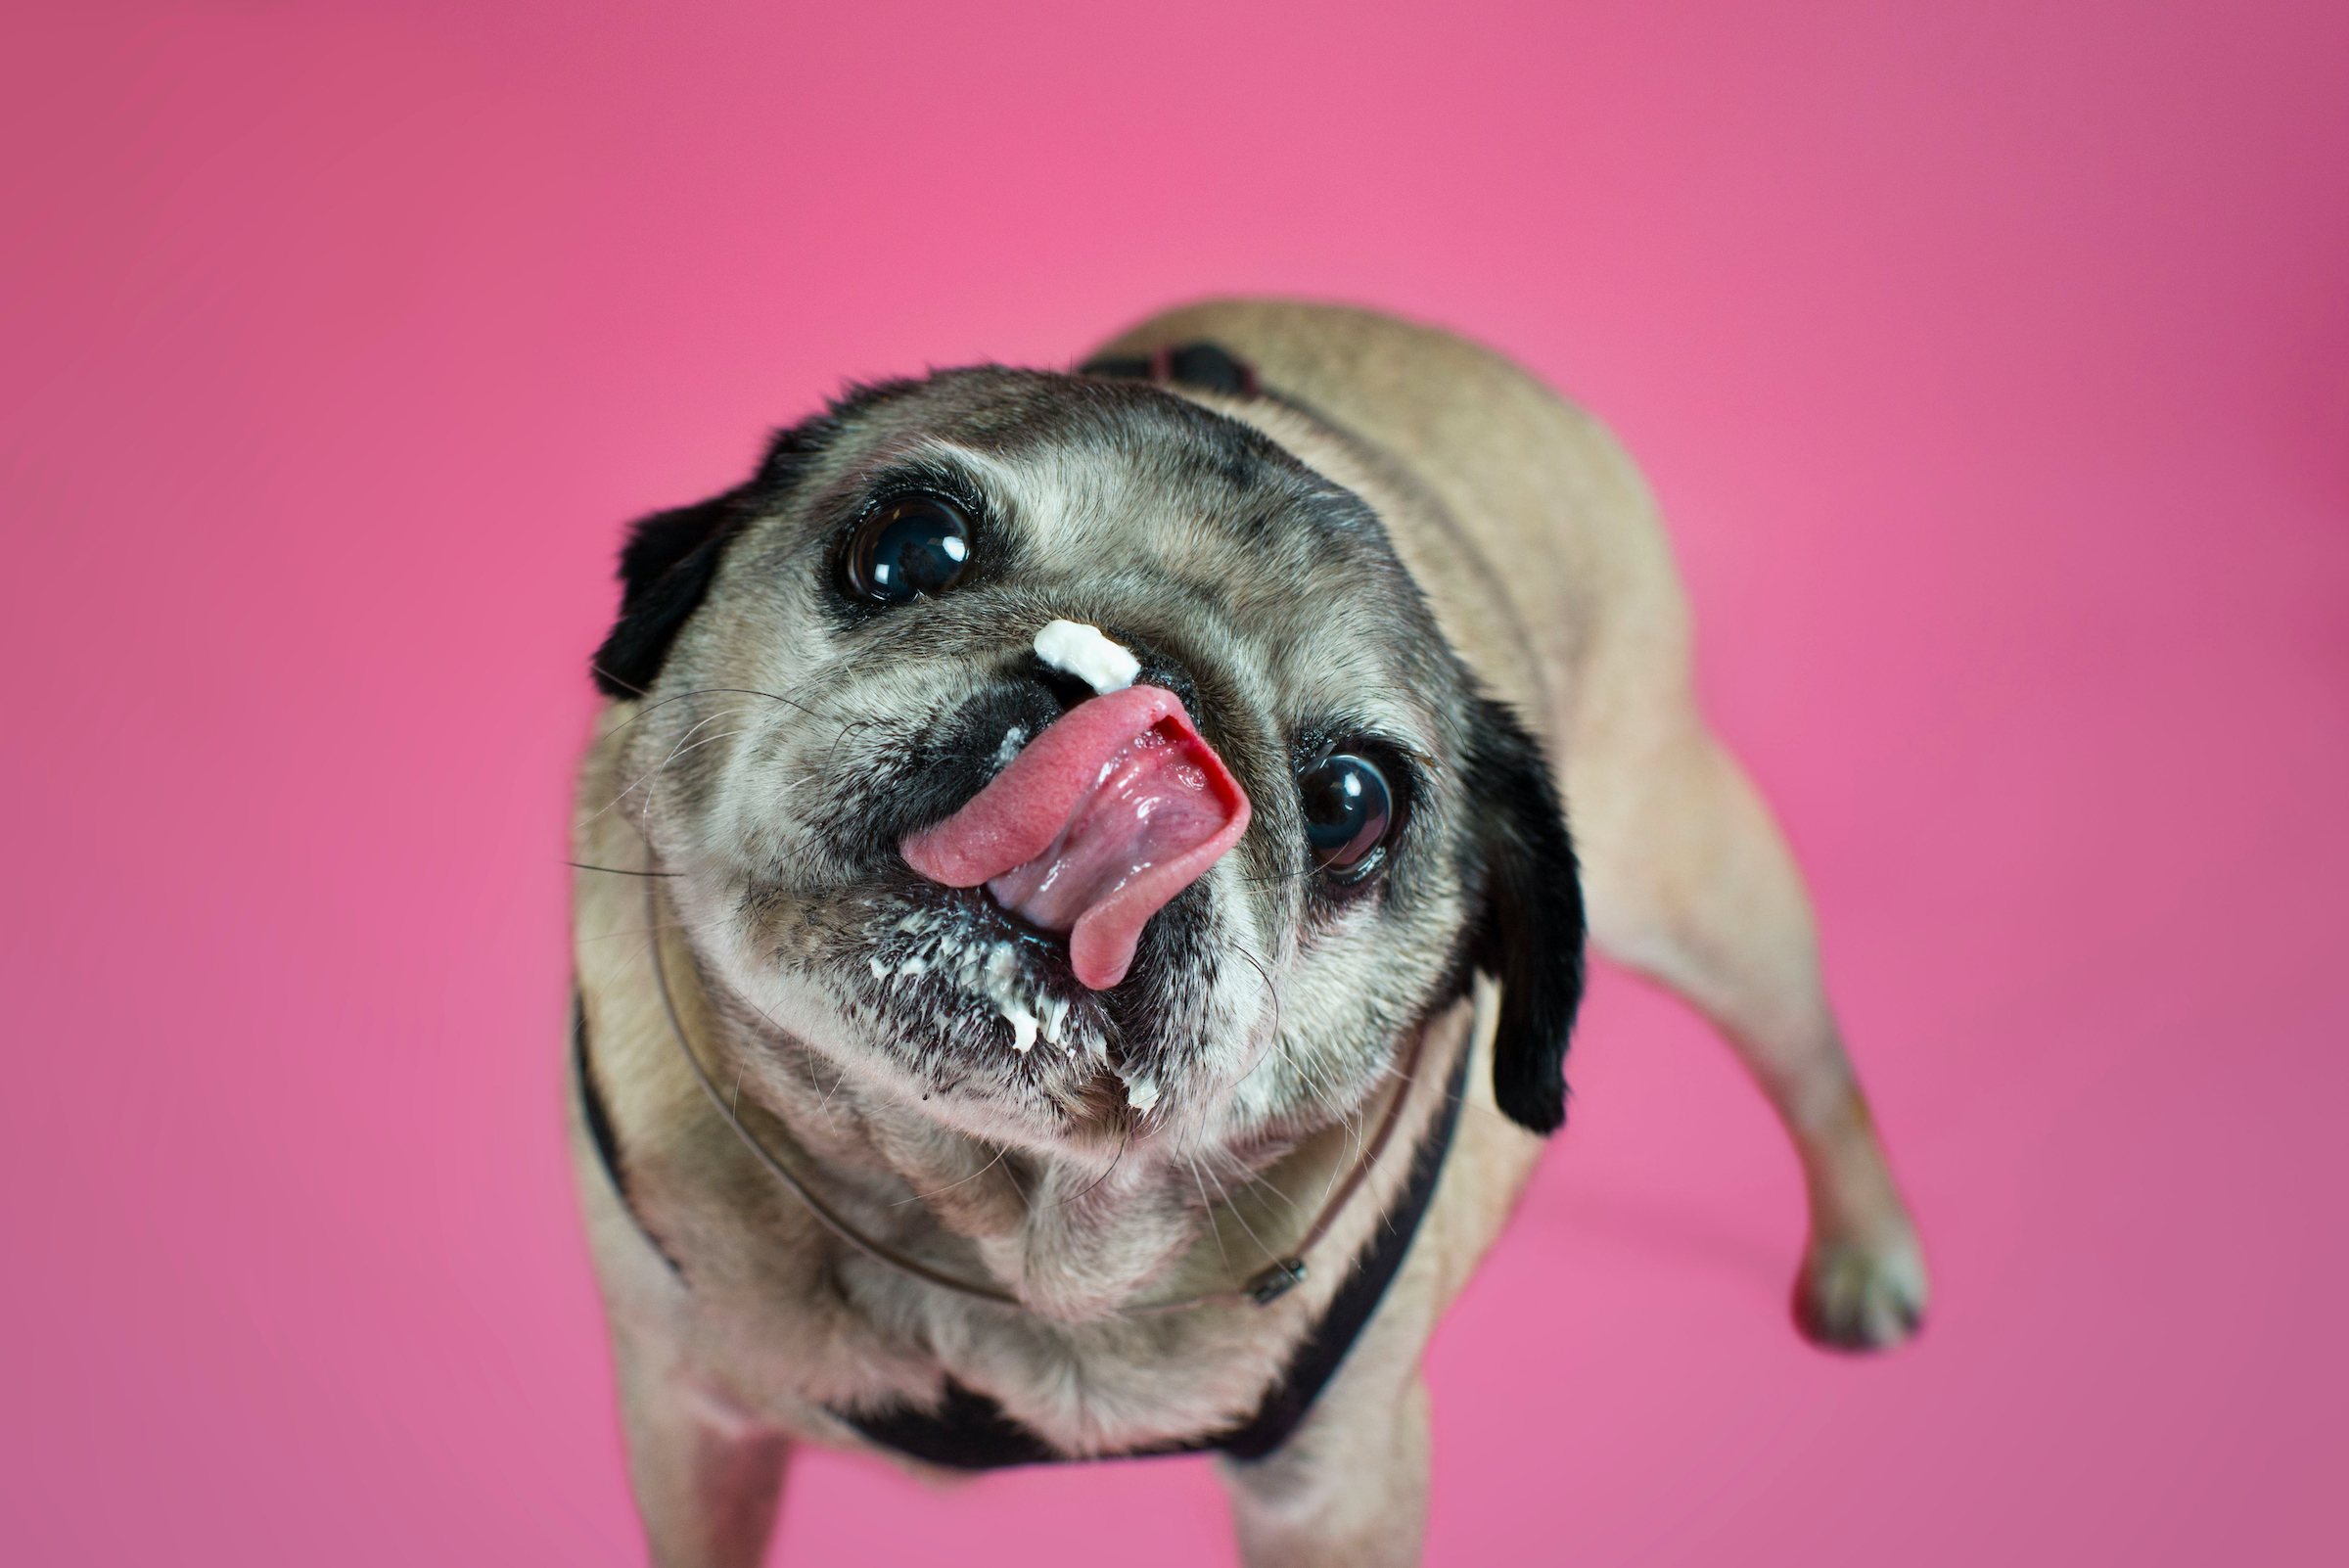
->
[685,955,1425,1323]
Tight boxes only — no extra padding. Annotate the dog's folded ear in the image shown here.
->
[590,488,754,698]
[1465,699,1589,1134]
[591,396,896,699]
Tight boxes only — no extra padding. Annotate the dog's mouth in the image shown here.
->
[900,685,1251,990]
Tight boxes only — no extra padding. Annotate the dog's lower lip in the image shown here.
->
[873,882,1094,1000]
[985,890,1075,950]
[899,882,1068,950]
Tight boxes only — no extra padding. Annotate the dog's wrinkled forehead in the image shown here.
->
[775,368,1463,720]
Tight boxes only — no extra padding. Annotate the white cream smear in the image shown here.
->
[873,908,1076,1056]
[1034,619,1140,695]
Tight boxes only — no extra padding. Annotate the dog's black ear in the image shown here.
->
[589,489,753,698]
[589,398,884,699]
[1464,698,1588,1133]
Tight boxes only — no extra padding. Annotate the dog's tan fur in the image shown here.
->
[571,300,1926,1567]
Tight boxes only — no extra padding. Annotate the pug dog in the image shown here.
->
[568,299,1928,1568]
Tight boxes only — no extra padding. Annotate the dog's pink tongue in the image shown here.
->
[901,685,1250,990]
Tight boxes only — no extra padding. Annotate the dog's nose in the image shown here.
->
[1025,622,1200,724]
[1032,661,1096,715]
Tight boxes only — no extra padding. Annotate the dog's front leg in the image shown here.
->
[1217,1372,1432,1568]
[1572,711,1929,1350]
[609,1324,791,1568]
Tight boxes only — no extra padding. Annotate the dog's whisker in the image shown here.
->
[637,715,753,853]
[1198,1157,1279,1266]
[1244,1166,1308,1229]
[819,715,883,782]
[894,1143,1012,1207]
[1184,1156,1233,1278]
[1275,1027,1347,1106]
[584,708,761,825]
[1233,865,1317,890]
[638,719,755,802]
[634,727,757,819]
[1051,1122,1127,1208]
[1315,1082,1376,1216]
[602,682,859,738]
[579,919,698,944]
[1232,943,1285,1065]
[816,1050,851,1113]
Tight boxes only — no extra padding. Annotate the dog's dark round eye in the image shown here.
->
[1300,753,1393,876]
[845,495,972,604]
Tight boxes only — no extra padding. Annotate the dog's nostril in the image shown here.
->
[1030,660,1096,715]
[1099,640,1203,720]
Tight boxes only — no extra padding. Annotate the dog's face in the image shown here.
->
[593,369,1582,1165]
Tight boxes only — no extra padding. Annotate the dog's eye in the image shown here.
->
[1300,753,1393,877]
[845,495,972,604]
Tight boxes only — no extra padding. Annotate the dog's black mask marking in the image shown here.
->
[1465,698,1588,1132]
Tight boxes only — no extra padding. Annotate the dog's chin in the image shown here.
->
[862,885,1095,1038]
[843,881,1160,1144]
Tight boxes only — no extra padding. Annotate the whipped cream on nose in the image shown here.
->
[1035,620,1140,696]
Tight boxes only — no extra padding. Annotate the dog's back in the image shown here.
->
[1087,298,1688,758]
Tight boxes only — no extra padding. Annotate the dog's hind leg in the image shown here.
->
[1564,670,1930,1350]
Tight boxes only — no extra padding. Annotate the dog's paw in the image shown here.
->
[1792,1226,1929,1352]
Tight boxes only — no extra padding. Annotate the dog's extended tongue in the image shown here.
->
[901,685,1250,990]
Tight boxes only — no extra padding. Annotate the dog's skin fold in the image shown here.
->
[570,300,1928,1567]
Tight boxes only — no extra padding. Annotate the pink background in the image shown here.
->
[5,2,2344,1562]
